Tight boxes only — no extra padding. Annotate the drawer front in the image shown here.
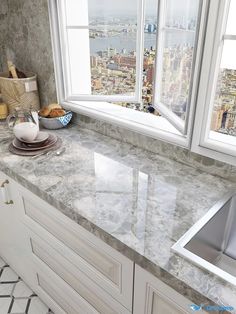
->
[30,232,131,314]
[36,269,98,314]
[24,197,119,284]
[19,187,133,310]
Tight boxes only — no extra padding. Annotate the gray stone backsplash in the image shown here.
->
[0,0,57,106]
[74,113,236,183]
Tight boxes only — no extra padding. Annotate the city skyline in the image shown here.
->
[88,0,199,17]
[85,3,236,136]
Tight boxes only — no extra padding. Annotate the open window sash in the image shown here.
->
[153,0,202,135]
[198,0,236,154]
[56,0,145,103]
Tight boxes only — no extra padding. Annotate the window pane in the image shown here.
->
[88,0,138,27]
[210,40,236,142]
[165,0,199,30]
[160,31,197,121]
[89,27,136,96]
[65,0,89,26]
[154,0,200,133]
[221,40,236,70]
[226,0,236,35]
[67,29,92,95]
[64,0,140,98]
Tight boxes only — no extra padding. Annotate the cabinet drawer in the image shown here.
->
[30,232,130,314]
[19,187,133,310]
[36,266,98,314]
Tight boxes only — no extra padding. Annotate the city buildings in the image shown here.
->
[88,17,236,135]
[211,69,236,135]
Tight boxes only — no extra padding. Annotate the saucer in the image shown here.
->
[19,131,49,145]
[9,137,62,157]
[12,134,57,151]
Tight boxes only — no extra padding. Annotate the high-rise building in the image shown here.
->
[90,56,98,68]
[211,108,224,131]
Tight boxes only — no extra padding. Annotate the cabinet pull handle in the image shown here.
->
[5,200,14,205]
[1,179,9,188]
[0,179,14,205]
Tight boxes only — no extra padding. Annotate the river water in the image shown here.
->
[90,32,195,54]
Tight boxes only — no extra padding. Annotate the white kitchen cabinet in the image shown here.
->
[0,171,204,314]
[0,171,36,287]
[17,183,134,311]
[0,172,133,313]
[134,265,201,314]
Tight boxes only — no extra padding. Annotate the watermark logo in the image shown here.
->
[190,304,202,311]
[190,304,234,312]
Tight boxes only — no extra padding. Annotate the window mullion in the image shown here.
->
[153,0,166,106]
[135,0,145,103]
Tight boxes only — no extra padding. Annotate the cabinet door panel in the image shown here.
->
[152,293,184,314]
[134,265,200,314]
[0,172,36,288]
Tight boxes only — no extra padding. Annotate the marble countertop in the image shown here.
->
[1,123,236,310]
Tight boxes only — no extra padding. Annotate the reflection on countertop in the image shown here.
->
[1,123,236,309]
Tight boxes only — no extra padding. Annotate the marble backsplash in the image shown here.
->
[0,0,8,73]
[74,113,236,183]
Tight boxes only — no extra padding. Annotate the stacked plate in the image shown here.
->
[9,131,61,156]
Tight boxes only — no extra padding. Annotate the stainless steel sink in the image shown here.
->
[172,193,236,285]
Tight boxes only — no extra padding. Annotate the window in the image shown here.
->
[57,0,144,102]
[49,0,236,166]
[192,0,236,164]
[154,0,201,134]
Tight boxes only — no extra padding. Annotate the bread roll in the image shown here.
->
[39,106,51,117]
[49,108,66,118]
[48,103,62,111]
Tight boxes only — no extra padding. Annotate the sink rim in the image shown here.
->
[172,192,236,286]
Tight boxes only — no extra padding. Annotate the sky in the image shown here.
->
[88,0,199,17]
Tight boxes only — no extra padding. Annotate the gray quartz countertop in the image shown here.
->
[1,123,236,310]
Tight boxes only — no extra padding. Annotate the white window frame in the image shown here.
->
[48,0,236,166]
[48,0,208,149]
[154,0,204,135]
[56,0,145,103]
[192,0,236,166]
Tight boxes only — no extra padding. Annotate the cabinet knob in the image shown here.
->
[1,179,9,188]
[0,179,14,205]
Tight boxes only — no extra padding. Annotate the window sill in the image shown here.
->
[61,100,188,147]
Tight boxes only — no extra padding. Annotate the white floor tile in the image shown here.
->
[0,283,14,296]
[0,258,52,313]
[0,268,18,283]
[13,281,33,298]
[0,258,5,268]
[28,297,51,314]
[0,298,11,313]
[10,298,28,313]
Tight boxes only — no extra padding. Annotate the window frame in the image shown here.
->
[48,0,209,149]
[55,0,145,103]
[191,0,236,166]
[48,0,236,166]
[153,0,204,135]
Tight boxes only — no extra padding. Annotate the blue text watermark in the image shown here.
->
[190,304,234,312]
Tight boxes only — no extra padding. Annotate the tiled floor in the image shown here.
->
[0,257,52,314]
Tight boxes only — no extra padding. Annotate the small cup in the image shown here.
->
[13,122,39,142]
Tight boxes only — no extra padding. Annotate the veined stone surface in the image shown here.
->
[0,0,57,106]
[1,123,236,310]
